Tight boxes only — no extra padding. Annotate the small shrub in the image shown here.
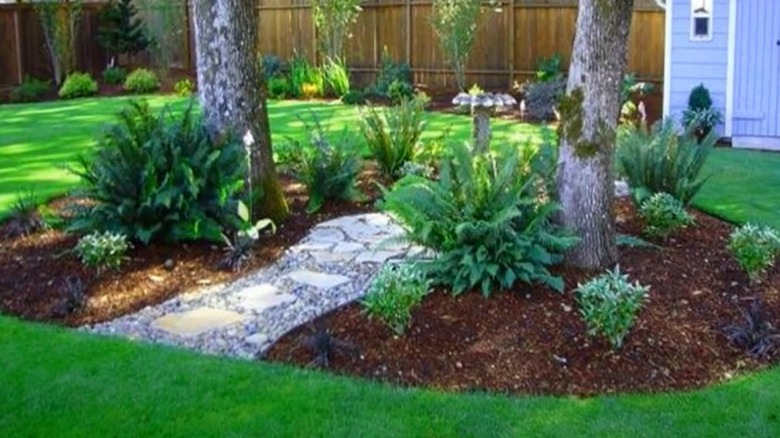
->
[724,299,780,358]
[218,205,275,272]
[535,53,564,82]
[728,224,780,282]
[388,78,414,104]
[522,76,567,121]
[322,56,350,98]
[616,118,715,206]
[359,94,427,179]
[361,263,431,336]
[301,82,320,100]
[340,89,366,105]
[4,192,49,238]
[261,54,285,79]
[58,72,99,99]
[102,66,127,86]
[687,83,713,110]
[370,47,412,97]
[11,76,51,102]
[74,231,131,275]
[289,54,323,98]
[682,84,722,138]
[380,142,577,296]
[124,68,160,94]
[283,113,361,212]
[69,99,246,244]
[57,276,88,316]
[575,266,649,349]
[638,192,694,238]
[174,78,195,97]
[267,76,291,99]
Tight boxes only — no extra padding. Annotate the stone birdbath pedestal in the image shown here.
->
[452,92,517,154]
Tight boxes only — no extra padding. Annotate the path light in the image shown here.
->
[452,91,517,154]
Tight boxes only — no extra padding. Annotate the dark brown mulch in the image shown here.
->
[265,199,780,397]
[0,169,381,327]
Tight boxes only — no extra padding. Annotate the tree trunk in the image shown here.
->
[472,108,492,155]
[555,0,634,270]
[192,0,289,223]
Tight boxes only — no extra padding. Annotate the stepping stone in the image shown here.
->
[342,222,387,243]
[306,227,346,243]
[285,269,351,289]
[309,251,358,264]
[355,250,407,264]
[235,284,295,312]
[317,216,362,229]
[151,307,245,337]
[292,241,334,253]
[332,242,366,253]
[245,333,269,346]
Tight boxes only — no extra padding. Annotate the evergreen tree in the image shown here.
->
[97,0,151,60]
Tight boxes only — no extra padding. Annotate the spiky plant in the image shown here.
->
[724,299,780,358]
[4,192,49,238]
[302,326,358,368]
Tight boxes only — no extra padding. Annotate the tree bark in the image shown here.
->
[555,0,634,270]
[192,0,289,223]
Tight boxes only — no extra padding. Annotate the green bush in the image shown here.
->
[388,79,414,104]
[289,54,323,98]
[359,94,427,179]
[638,192,694,238]
[267,76,291,99]
[58,72,99,99]
[3,191,49,238]
[283,114,361,213]
[575,266,649,349]
[69,99,246,244]
[728,224,780,282]
[102,66,127,86]
[10,76,51,102]
[261,54,285,79]
[74,231,132,275]
[124,68,160,94]
[380,142,577,297]
[322,57,350,98]
[616,118,715,206]
[522,76,566,121]
[174,78,195,97]
[369,47,412,97]
[682,84,722,138]
[687,83,713,110]
[535,53,564,82]
[340,89,366,105]
[361,262,431,336]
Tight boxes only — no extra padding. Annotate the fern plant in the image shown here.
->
[69,99,246,244]
[359,94,427,179]
[380,142,577,296]
[616,118,715,206]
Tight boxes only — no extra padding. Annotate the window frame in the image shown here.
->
[690,0,714,41]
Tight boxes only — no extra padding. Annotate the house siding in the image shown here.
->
[668,0,730,135]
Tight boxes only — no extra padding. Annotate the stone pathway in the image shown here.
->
[85,213,416,359]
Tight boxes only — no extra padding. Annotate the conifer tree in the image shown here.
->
[97,0,151,61]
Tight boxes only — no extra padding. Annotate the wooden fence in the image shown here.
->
[0,0,665,92]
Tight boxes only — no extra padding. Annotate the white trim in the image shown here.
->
[689,0,714,41]
[732,136,780,151]
[654,0,668,9]
[662,0,673,118]
[724,0,737,137]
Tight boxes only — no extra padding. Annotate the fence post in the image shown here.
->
[508,0,515,90]
[14,6,23,84]
[405,0,411,66]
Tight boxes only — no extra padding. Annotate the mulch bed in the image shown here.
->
[0,171,381,327]
[265,199,780,397]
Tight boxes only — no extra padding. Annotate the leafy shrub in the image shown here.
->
[102,66,127,86]
[638,192,694,238]
[616,118,714,206]
[430,0,484,91]
[289,54,323,98]
[11,76,51,102]
[575,266,649,349]
[620,73,654,106]
[370,47,412,97]
[283,114,361,212]
[4,192,49,238]
[174,78,195,97]
[58,72,99,99]
[340,89,366,105]
[74,231,131,275]
[267,76,291,99]
[124,68,160,94]
[69,100,246,244]
[261,54,285,79]
[535,53,564,82]
[522,76,566,121]
[301,83,321,100]
[322,56,350,97]
[218,207,275,272]
[359,94,427,179]
[687,83,713,110]
[728,224,780,282]
[388,78,414,104]
[361,262,431,336]
[380,142,577,296]
[682,84,722,138]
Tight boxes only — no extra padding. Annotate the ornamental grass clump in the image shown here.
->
[575,266,649,349]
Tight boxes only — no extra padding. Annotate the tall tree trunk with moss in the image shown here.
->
[555,0,634,269]
[192,0,289,223]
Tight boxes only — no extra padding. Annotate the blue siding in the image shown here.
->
[668,0,730,135]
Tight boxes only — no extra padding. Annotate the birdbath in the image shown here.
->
[452,92,517,154]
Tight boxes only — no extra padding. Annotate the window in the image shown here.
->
[691,0,713,41]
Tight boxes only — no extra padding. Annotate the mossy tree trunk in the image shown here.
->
[555,0,635,269]
[192,0,289,223]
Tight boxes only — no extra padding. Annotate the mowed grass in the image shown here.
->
[2,315,780,437]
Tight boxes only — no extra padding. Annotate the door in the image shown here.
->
[732,0,780,142]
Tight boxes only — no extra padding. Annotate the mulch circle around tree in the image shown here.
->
[265,199,780,397]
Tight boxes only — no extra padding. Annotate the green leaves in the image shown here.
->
[728,224,780,282]
[361,263,431,336]
[638,192,695,238]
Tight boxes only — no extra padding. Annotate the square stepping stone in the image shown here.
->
[355,250,407,264]
[151,307,245,337]
[306,227,346,243]
[285,269,351,289]
[235,284,296,312]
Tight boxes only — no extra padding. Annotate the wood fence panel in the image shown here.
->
[0,8,20,86]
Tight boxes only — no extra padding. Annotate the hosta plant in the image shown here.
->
[575,266,649,349]
[728,224,780,282]
[74,231,131,275]
[638,192,695,238]
[361,262,431,336]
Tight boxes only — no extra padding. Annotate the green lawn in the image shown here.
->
[2,96,780,436]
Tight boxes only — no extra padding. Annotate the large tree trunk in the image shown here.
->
[192,0,289,223]
[555,0,634,270]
